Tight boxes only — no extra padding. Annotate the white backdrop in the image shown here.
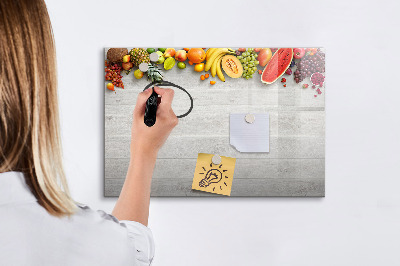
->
[46,0,400,265]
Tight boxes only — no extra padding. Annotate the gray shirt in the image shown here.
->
[0,171,155,265]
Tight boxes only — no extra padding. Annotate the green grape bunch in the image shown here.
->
[236,48,259,79]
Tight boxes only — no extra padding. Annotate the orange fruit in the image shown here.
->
[187,48,206,63]
[189,61,193,65]
[200,75,205,80]
[210,81,216,85]
[205,74,209,78]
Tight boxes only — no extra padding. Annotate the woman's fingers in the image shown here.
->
[154,87,175,108]
[134,87,177,128]
[133,88,153,118]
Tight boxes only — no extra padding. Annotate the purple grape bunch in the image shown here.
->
[294,49,325,83]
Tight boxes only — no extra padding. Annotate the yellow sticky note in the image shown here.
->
[192,153,236,196]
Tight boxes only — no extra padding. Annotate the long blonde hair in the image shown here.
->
[0,0,76,216]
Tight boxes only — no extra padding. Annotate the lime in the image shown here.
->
[134,69,144,79]
[164,57,175,70]
[158,48,166,53]
[147,48,155,54]
[177,62,186,69]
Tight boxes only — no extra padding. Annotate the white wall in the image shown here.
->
[46,0,400,265]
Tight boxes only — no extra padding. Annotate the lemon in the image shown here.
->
[194,63,205,72]
[164,57,175,70]
[134,69,144,79]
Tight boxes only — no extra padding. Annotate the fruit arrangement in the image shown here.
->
[105,47,325,96]
[293,49,325,83]
[204,48,235,81]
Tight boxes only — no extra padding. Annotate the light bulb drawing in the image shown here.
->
[198,163,229,191]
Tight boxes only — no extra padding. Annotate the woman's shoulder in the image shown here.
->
[72,203,155,265]
[0,201,138,265]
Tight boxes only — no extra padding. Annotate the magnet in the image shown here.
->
[149,52,159,62]
[245,114,255,124]
[139,62,149,72]
[212,154,222,165]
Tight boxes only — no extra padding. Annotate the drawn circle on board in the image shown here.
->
[245,114,255,124]
[212,154,222,165]
[143,81,193,119]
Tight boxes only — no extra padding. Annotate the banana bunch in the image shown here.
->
[205,48,235,82]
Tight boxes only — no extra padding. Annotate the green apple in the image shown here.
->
[156,51,165,64]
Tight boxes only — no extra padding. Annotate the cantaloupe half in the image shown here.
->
[222,55,243,78]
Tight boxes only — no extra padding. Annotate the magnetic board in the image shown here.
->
[104,48,325,197]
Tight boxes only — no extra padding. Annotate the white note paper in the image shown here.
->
[230,113,269,153]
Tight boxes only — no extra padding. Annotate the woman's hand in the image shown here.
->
[130,86,178,157]
[112,87,178,225]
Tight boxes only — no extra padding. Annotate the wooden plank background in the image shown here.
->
[104,48,325,197]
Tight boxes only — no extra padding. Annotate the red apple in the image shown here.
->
[122,62,133,71]
[122,55,131,63]
[163,48,176,58]
[293,48,306,59]
[175,50,187,62]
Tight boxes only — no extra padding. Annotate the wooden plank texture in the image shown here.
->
[105,106,325,137]
[105,136,325,159]
[105,178,325,197]
[105,158,325,180]
[104,47,325,197]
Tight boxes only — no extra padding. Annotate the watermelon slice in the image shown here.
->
[261,48,293,84]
